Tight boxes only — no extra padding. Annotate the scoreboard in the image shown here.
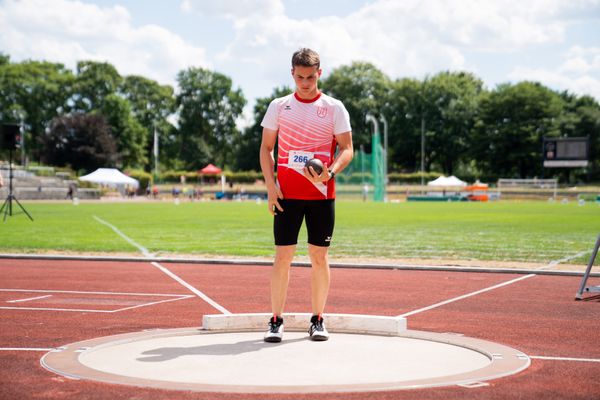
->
[543,137,589,168]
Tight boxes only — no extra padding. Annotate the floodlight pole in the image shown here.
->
[19,118,25,167]
[379,114,388,186]
[421,115,425,194]
[153,124,159,183]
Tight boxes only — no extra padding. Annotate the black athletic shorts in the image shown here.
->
[273,199,335,247]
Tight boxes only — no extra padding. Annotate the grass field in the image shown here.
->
[0,200,598,265]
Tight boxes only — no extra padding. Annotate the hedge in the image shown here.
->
[156,170,264,184]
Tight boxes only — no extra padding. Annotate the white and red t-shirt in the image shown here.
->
[261,92,351,200]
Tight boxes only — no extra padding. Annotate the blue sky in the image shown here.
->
[1,0,599,125]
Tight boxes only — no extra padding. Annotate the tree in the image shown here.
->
[386,78,425,172]
[320,62,392,151]
[472,82,564,179]
[100,94,147,168]
[176,67,246,170]
[234,86,292,171]
[423,72,484,175]
[41,113,119,173]
[0,53,9,66]
[0,60,75,160]
[120,75,176,171]
[71,61,123,112]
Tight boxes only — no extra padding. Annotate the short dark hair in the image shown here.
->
[292,48,320,69]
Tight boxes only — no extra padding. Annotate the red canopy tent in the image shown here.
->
[199,164,222,175]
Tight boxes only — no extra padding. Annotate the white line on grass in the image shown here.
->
[6,295,52,303]
[93,216,152,256]
[397,274,537,318]
[150,262,231,315]
[538,250,590,270]
[531,356,600,363]
[93,216,231,314]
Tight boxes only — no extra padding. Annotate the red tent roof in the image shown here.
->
[199,164,222,174]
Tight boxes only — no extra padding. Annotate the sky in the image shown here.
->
[1,0,600,126]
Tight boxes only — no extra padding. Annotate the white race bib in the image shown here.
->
[288,150,314,169]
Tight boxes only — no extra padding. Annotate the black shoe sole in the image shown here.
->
[309,335,329,341]
[264,336,282,343]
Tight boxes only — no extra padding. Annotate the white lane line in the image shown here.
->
[0,295,193,313]
[6,295,52,303]
[0,348,54,351]
[397,274,537,318]
[93,216,152,257]
[531,356,600,363]
[111,295,194,313]
[150,262,231,315]
[538,250,590,270]
[0,306,113,313]
[0,289,188,297]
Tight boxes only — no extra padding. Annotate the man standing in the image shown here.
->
[259,48,353,342]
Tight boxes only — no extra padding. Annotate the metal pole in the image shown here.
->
[153,125,159,182]
[575,234,600,300]
[379,114,388,202]
[360,144,365,185]
[366,114,379,134]
[379,115,388,182]
[421,115,425,194]
[19,121,25,167]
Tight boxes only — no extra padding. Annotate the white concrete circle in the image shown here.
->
[42,325,530,393]
[79,332,490,386]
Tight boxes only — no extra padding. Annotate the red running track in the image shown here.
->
[0,258,599,400]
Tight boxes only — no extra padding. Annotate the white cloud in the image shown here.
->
[1,0,598,114]
[209,0,599,98]
[0,0,208,86]
[180,0,284,19]
[509,45,600,99]
[509,68,600,100]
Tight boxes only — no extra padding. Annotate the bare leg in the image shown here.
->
[308,244,330,315]
[271,245,296,316]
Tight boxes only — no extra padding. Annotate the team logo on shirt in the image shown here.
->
[284,105,292,110]
[317,107,327,118]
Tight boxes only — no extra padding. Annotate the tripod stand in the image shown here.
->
[0,149,33,222]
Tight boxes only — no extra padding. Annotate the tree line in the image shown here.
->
[1,53,599,182]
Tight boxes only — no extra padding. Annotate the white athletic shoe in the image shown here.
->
[264,315,284,343]
[308,314,329,341]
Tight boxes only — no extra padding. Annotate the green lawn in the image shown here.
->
[0,200,598,264]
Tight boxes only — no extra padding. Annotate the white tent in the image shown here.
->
[427,175,467,187]
[79,168,139,189]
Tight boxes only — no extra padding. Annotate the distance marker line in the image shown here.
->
[6,295,52,303]
[398,274,536,318]
[150,262,231,314]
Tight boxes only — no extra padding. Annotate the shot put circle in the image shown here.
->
[41,314,530,393]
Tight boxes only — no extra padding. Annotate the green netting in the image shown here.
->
[338,140,386,202]
[371,134,385,202]
[338,148,372,184]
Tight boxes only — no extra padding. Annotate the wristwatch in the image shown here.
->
[328,169,336,180]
